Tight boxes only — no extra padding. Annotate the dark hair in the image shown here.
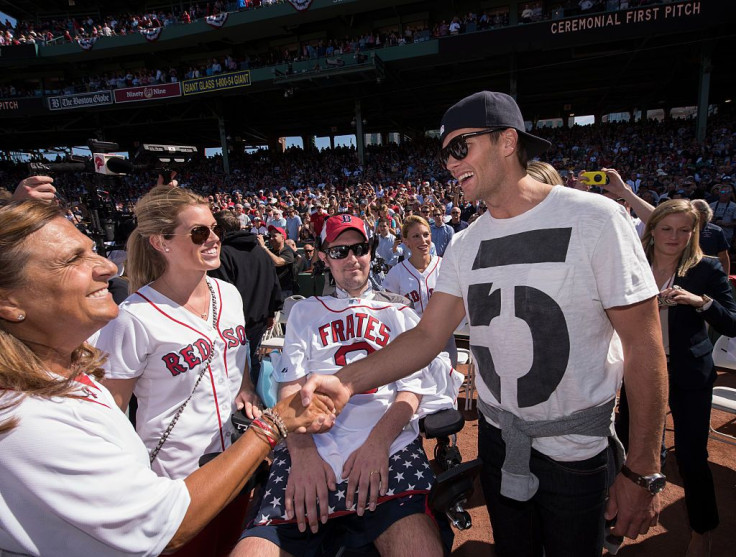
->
[215,209,240,233]
[486,128,529,169]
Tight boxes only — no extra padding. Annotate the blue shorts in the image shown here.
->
[240,492,452,556]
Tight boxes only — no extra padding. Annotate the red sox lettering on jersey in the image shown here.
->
[161,325,247,376]
[405,287,434,304]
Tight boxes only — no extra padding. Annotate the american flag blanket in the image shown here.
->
[250,437,433,527]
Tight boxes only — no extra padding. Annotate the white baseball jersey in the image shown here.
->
[276,295,461,482]
[382,255,442,315]
[0,375,190,556]
[94,277,248,479]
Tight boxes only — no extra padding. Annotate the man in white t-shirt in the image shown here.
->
[301,91,668,557]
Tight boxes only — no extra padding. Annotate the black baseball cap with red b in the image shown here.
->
[440,91,551,157]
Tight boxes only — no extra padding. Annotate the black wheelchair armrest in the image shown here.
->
[429,458,483,530]
[232,409,254,436]
[198,411,255,468]
[419,408,465,439]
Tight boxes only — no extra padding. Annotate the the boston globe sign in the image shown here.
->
[47,90,114,111]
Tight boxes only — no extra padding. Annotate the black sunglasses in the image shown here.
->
[439,128,506,166]
[167,224,223,245]
[325,242,370,260]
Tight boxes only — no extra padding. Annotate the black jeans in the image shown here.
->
[478,416,615,557]
[669,382,719,533]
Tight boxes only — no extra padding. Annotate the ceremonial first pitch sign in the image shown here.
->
[182,70,251,96]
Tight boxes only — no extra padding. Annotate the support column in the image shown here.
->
[509,54,517,100]
[354,98,365,166]
[302,135,315,152]
[696,42,713,144]
[218,113,230,175]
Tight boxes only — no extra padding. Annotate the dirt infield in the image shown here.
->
[428,369,736,556]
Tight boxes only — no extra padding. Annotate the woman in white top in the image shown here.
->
[383,215,457,365]
[96,185,264,555]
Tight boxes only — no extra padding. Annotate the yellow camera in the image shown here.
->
[580,171,608,185]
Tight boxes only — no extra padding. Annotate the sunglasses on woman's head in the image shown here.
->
[438,128,506,166]
[325,242,370,260]
[167,224,223,245]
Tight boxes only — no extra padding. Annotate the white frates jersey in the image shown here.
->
[277,296,461,483]
[94,277,248,479]
[435,187,658,461]
[0,375,190,557]
[382,255,442,316]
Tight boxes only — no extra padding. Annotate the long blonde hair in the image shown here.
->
[0,201,107,432]
[641,199,703,277]
[127,185,208,292]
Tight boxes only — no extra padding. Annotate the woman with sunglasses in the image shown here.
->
[382,215,457,366]
[95,185,262,556]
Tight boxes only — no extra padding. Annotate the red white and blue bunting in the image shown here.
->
[76,36,98,50]
[140,27,163,42]
[206,13,229,28]
[287,0,314,12]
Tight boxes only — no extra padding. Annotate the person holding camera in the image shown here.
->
[94,185,264,555]
[0,197,335,557]
[258,225,297,299]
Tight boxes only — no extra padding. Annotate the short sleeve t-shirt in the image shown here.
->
[434,186,658,460]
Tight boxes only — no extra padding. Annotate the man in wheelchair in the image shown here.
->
[233,215,463,557]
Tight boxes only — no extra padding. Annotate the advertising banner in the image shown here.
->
[47,90,114,111]
[114,82,182,104]
[182,70,251,96]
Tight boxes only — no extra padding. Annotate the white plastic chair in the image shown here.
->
[456,347,475,411]
[711,386,736,446]
[713,334,736,371]
[710,335,736,445]
[259,295,306,352]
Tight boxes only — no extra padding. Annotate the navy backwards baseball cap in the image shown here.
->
[440,91,551,157]
[321,214,369,245]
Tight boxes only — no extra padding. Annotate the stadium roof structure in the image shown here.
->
[1,0,734,153]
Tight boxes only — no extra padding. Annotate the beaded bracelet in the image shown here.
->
[262,408,288,439]
[250,418,279,449]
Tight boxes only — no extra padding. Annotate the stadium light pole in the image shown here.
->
[354,98,365,166]
[695,41,713,145]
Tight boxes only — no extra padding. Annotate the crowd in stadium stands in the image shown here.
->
[2,111,733,247]
[0,0,688,98]
[0,0,674,49]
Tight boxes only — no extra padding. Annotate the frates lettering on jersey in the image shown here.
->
[317,312,391,347]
